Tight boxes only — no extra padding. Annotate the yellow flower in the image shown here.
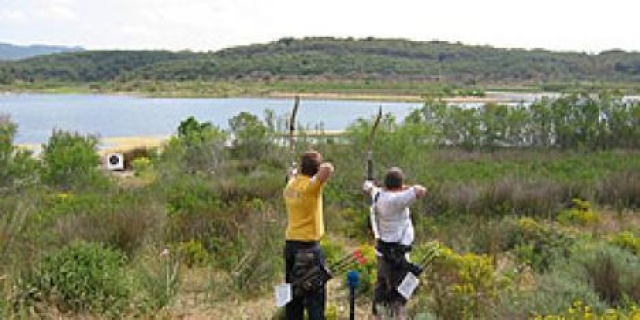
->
[56,192,73,200]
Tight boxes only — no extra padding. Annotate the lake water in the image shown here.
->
[0,93,423,145]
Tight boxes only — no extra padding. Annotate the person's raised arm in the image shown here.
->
[316,162,334,184]
[362,180,376,195]
[413,185,427,198]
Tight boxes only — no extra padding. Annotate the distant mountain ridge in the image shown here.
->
[0,42,84,61]
[1,37,640,85]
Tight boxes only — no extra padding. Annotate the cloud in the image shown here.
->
[0,9,28,23]
[34,4,78,21]
[1,0,639,52]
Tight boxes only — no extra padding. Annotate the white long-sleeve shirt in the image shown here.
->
[363,181,417,246]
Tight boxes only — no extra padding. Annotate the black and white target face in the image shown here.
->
[109,155,120,165]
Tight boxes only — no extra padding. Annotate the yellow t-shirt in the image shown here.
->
[284,174,325,241]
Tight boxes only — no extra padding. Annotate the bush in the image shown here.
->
[131,156,152,176]
[41,130,107,190]
[320,238,346,267]
[347,244,377,296]
[610,231,640,255]
[229,202,284,294]
[123,146,154,171]
[0,115,39,192]
[504,218,575,272]
[14,241,131,315]
[228,112,274,160]
[532,301,640,319]
[597,169,640,211]
[557,198,599,225]
[418,242,510,319]
[429,177,565,218]
[175,239,210,268]
[579,245,640,307]
[164,116,228,174]
[493,253,608,317]
[131,247,180,312]
[52,191,165,258]
[504,243,640,316]
[496,272,607,318]
[328,207,371,242]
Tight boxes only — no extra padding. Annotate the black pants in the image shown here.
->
[373,241,412,314]
[284,240,326,320]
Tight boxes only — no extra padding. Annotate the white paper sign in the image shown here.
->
[274,283,292,307]
[397,272,419,300]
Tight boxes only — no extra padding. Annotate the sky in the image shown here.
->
[1,0,638,53]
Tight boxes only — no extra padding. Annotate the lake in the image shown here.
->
[0,93,423,145]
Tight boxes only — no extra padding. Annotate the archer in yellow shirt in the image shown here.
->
[283,150,334,320]
[285,174,325,241]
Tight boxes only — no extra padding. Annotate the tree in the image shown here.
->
[228,112,271,160]
[41,130,104,190]
[174,116,227,173]
[0,115,38,192]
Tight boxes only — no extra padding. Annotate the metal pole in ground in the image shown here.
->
[347,270,359,320]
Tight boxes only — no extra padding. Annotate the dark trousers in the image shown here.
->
[284,240,326,320]
[373,240,412,314]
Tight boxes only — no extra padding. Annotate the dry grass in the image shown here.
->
[577,209,640,236]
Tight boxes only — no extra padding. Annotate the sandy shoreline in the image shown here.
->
[267,91,523,103]
[15,131,347,155]
[3,88,538,104]
[99,135,169,154]
[15,135,170,156]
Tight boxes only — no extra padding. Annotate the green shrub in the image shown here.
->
[41,130,107,190]
[52,191,165,257]
[532,301,640,319]
[465,217,517,255]
[328,207,371,242]
[229,204,284,294]
[162,116,228,174]
[15,241,131,315]
[132,156,152,176]
[320,238,346,267]
[509,243,640,316]
[579,245,640,307]
[419,242,510,319]
[495,271,607,318]
[132,247,180,312]
[122,146,154,171]
[493,245,610,317]
[610,231,640,255]
[504,217,575,271]
[557,198,599,225]
[0,115,39,192]
[175,239,210,268]
[166,176,221,217]
[228,112,273,160]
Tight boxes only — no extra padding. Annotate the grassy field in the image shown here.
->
[2,94,640,318]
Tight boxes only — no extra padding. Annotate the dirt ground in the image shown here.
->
[168,275,375,319]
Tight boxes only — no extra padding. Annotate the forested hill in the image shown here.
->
[2,37,640,84]
[0,43,83,61]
